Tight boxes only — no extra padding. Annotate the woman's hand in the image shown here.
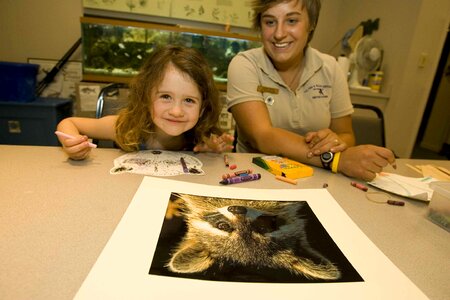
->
[305,128,348,158]
[193,133,234,153]
[339,145,396,181]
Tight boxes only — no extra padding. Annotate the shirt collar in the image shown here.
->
[257,46,324,88]
[300,47,323,87]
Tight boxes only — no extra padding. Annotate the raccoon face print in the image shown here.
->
[166,193,341,280]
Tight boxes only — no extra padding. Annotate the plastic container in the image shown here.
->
[428,181,450,232]
[0,61,39,102]
[368,71,383,93]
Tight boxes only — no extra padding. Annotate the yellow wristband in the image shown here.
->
[331,152,341,173]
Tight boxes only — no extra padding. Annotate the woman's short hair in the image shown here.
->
[251,0,321,43]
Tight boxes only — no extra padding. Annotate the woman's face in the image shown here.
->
[260,0,311,69]
[151,64,202,138]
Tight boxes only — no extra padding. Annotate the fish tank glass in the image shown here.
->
[80,17,261,89]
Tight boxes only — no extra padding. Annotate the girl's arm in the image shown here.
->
[56,115,118,160]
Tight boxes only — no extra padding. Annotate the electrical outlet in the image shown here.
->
[418,52,428,68]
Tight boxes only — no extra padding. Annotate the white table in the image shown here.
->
[0,145,448,300]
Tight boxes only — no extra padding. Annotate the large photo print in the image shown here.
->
[149,193,362,283]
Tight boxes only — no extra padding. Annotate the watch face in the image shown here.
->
[321,152,333,162]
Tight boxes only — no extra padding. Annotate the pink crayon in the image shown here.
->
[55,131,97,148]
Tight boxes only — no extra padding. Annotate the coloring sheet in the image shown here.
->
[110,150,204,176]
[368,172,438,201]
[74,177,428,300]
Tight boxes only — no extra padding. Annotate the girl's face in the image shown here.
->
[151,64,202,138]
[261,0,310,69]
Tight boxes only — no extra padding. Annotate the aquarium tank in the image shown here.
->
[80,17,261,88]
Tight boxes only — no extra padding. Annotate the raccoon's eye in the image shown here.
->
[251,215,279,234]
[216,221,233,232]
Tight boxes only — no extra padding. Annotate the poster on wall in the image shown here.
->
[83,0,171,17]
[74,177,428,300]
[171,0,253,28]
[82,0,253,28]
[28,58,82,100]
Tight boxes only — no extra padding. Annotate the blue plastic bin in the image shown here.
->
[0,61,39,102]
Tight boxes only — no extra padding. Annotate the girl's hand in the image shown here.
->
[193,133,234,153]
[305,128,348,158]
[59,134,93,160]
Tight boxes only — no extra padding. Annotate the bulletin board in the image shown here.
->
[82,0,253,28]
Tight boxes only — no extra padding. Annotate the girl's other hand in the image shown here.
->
[193,133,234,153]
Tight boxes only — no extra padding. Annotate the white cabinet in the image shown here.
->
[350,88,389,112]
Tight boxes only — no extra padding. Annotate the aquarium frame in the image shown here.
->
[80,16,260,91]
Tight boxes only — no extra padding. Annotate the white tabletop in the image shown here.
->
[0,145,449,300]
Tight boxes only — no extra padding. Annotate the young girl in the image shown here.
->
[57,45,234,160]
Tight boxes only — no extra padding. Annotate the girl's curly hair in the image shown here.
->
[115,45,223,151]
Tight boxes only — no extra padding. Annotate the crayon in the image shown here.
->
[220,173,261,185]
[222,169,253,179]
[275,175,298,185]
[350,181,368,192]
[223,154,229,167]
[387,200,405,206]
[180,157,189,173]
[54,131,97,148]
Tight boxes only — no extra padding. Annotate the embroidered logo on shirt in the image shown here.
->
[304,84,331,99]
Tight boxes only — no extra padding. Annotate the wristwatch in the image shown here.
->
[320,152,334,170]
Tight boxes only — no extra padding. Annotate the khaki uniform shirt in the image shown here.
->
[227,46,354,153]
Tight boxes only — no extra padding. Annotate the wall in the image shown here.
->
[1,0,449,158]
[383,0,449,157]
[311,0,450,158]
[0,0,83,62]
[420,33,450,152]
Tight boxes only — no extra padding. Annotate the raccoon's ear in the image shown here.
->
[167,241,214,273]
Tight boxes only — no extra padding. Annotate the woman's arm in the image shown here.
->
[305,115,355,157]
[231,101,396,181]
[231,101,324,168]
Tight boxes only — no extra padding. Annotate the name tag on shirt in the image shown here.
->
[257,85,279,94]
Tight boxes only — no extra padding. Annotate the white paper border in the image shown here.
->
[75,177,428,300]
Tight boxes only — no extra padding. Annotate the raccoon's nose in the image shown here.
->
[228,205,247,215]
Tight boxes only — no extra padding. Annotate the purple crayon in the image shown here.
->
[220,173,261,185]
